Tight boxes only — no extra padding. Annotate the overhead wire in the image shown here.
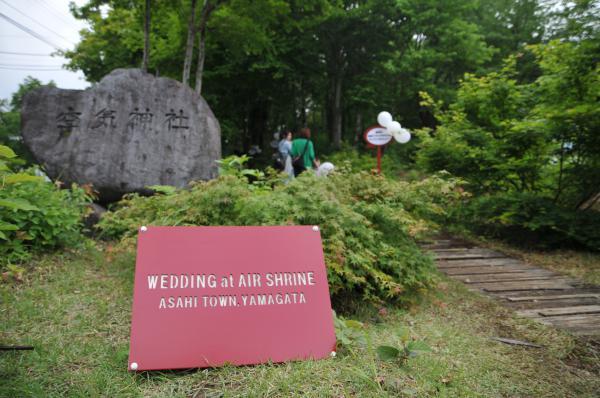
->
[0,12,62,50]
[0,66,64,71]
[0,0,76,46]
[0,50,54,56]
[0,63,62,67]
[35,0,77,27]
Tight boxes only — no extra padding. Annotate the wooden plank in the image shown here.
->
[434,248,505,259]
[538,305,600,317]
[437,258,523,266]
[430,248,471,253]
[435,253,507,261]
[517,306,600,318]
[436,248,500,255]
[437,257,524,266]
[448,268,553,277]
[478,280,574,288]
[455,270,554,279]
[480,280,574,292]
[507,294,600,302]
[438,264,525,271]
[423,245,453,250]
[495,287,600,298]
[459,275,564,284]
[516,309,546,317]
[536,314,598,323]
[536,315,600,335]
[421,242,453,247]
[507,298,600,310]
[490,337,543,348]
[443,266,536,275]
[548,316,600,326]
[421,240,453,248]
[426,238,600,337]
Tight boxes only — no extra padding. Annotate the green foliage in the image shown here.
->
[323,145,411,178]
[417,58,551,194]
[529,39,600,207]
[99,161,464,304]
[475,0,545,66]
[146,185,177,195]
[383,0,494,127]
[64,0,524,155]
[1,76,55,164]
[417,36,600,249]
[454,192,600,251]
[9,76,55,111]
[333,311,366,352]
[0,145,91,265]
[418,39,599,204]
[376,327,431,363]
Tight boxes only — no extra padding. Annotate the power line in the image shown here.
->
[0,66,63,71]
[35,0,77,27]
[0,50,54,56]
[0,63,62,67]
[0,12,62,50]
[0,0,75,46]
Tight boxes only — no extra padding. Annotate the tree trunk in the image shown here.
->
[331,73,343,149]
[142,0,150,72]
[194,1,215,95]
[299,80,307,126]
[182,0,198,86]
[554,137,566,203]
[354,110,362,144]
[250,101,268,149]
[326,83,334,143]
[579,192,600,211]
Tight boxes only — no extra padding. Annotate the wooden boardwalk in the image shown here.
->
[424,238,600,338]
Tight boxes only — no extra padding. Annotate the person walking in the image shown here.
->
[278,131,294,180]
[290,127,318,176]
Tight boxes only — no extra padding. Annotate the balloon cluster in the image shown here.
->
[377,111,411,144]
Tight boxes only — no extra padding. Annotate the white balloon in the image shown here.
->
[388,121,402,133]
[377,111,393,127]
[395,128,411,144]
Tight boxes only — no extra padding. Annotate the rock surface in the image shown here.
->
[21,69,221,202]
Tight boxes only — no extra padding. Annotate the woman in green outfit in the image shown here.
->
[290,127,319,176]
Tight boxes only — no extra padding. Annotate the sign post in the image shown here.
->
[128,225,336,371]
[363,112,412,174]
[363,126,392,174]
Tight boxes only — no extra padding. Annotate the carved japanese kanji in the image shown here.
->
[56,107,81,131]
[91,108,117,129]
[164,109,189,131]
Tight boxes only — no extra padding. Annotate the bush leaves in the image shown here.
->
[0,198,39,211]
[376,345,401,361]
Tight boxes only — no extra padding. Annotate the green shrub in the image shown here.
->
[454,192,600,251]
[323,144,421,179]
[99,159,464,305]
[0,145,91,265]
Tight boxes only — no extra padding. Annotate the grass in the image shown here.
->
[1,241,599,397]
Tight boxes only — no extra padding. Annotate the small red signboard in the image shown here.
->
[128,226,336,371]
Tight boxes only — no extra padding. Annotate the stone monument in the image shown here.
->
[21,68,221,202]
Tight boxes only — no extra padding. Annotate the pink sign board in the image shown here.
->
[128,226,336,371]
